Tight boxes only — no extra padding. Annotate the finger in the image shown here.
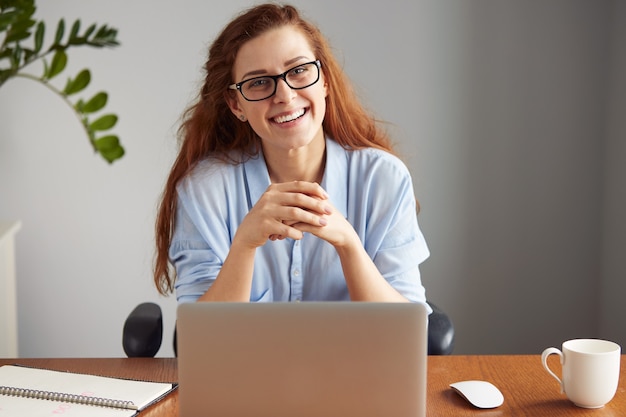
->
[270,181,329,200]
[269,234,289,241]
[263,182,331,217]
[266,221,303,241]
[290,222,325,239]
[278,206,329,227]
[281,193,333,217]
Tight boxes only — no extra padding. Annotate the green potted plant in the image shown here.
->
[0,0,124,163]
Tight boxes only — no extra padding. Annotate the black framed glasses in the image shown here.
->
[229,60,321,102]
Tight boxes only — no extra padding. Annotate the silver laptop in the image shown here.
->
[177,302,428,417]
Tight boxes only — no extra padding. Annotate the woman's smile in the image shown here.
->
[272,108,306,124]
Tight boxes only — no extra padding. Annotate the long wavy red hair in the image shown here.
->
[154,3,396,295]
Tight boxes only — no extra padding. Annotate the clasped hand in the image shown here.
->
[235,181,356,249]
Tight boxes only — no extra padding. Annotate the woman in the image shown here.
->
[154,3,430,307]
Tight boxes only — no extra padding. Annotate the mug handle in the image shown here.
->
[541,347,564,393]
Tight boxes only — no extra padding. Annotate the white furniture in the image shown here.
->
[0,221,21,357]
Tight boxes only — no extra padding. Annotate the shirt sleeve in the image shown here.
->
[168,160,236,304]
[169,197,223,303]
[348,149,430,306]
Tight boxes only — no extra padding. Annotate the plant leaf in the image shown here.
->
[68,19,86,45]
[81,91,108,113]
[5,30,30,43]
[69,19,80,39]
[0,46,13,58]
[88,24,119,47]
[46,49,67,79]
[53,18,65,45]
[83,23,96,38]
[0,11,18,33]
[100,146,125,164]
[0,69,12,85]
[0,1,35,34]
[94,135,125,163]
[5,18,36,43]
[11,43,22,68]
[1,47,13,64]
[94,134,119,151]
[34,21,44,53]
[22,47,34,62]
[89,114,118,131]
[63,68,90,95]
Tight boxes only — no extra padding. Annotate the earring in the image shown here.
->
[239,114,247,122]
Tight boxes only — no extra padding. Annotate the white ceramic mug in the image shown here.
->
[541,339,621,408]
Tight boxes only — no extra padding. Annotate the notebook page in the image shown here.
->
[0,365,174,416]
[0,394,135,417]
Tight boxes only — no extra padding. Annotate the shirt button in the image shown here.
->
[293,269,300,276]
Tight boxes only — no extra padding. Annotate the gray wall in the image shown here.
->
[0,0,624,357]
[600,0,626,347]
[414,0,623,354]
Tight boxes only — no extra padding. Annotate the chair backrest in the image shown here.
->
[122,301,455,357]
[427,302,455,355]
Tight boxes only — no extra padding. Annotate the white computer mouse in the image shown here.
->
[450,380,504,409]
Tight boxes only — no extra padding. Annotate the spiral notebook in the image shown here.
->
[0,364,176,416]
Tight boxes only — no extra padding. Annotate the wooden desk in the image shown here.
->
[1,355,624,416]
[429,355,626,417]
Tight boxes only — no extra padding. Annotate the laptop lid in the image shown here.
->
[177,302,428,417]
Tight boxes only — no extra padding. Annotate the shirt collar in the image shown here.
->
[322,138,348,218]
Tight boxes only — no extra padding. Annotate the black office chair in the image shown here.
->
[122,301,455,357]
[426,302,455,355]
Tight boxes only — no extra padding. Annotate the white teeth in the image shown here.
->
[274,109,305,124]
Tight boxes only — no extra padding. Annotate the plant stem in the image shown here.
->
[12,72,96,151]
[0,46,55,88]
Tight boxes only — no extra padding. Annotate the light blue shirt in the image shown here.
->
[171,138,430,305]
